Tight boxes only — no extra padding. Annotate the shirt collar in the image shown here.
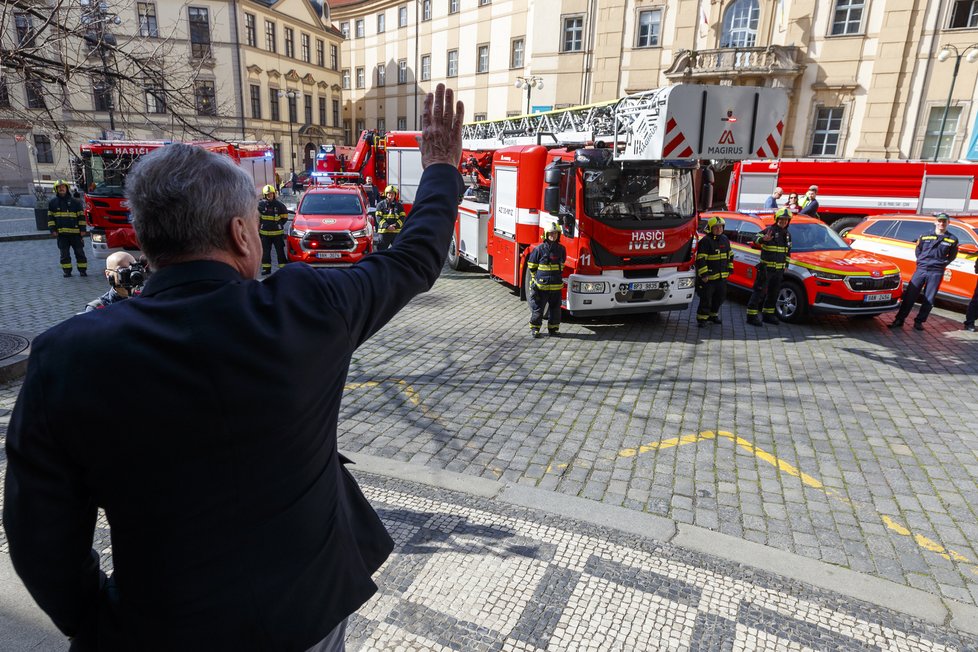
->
[140,260,246,297]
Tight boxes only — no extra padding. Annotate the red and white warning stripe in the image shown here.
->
[755,121,784,158]
[662,118,693,159]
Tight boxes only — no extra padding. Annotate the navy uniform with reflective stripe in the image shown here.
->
[893,229,959,326]
[746,222,791,318]
[375,199,406,250]
[527,238,566,333]
[696,231,733,323]
[258,197,289,274]
[48,193,88,276]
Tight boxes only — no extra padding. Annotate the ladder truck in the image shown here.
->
[448,84,788,316]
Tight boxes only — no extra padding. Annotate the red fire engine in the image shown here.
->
[78,140,275,258]
[448,84,788,316]
[722,159,978,233]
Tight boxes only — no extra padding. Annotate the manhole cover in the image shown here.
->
[0,333,29,361]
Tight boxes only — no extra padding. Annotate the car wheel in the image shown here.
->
[831,217,863,237]
[776,280,807,323]
[448,233,470,271]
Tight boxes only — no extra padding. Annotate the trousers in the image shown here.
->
[894,268,944,324]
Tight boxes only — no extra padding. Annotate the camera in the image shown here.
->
[114,262,146,290]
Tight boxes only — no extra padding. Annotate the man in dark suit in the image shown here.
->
[3,84,464,652]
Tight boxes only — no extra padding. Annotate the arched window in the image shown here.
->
[721,0,760,48]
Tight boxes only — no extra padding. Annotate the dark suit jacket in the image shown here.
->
[3,164,464,651]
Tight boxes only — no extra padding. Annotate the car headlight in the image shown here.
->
[677,277,695,289]
[571,280,607,294]
[291,229,307,238]
[811,269,844,281]
[351,228,369,238]
[91,232,106,243]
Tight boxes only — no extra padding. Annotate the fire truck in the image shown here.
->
[722,159,978,234]
[338,130,424,213]
[448,84,788,316]
[78,140,275,258]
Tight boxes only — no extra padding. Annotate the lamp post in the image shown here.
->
[278,89,297,171]
[514,75,544,115]
[934,43,978,161]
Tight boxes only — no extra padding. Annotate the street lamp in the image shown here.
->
[278,89,297,171]
[933,43,978,161]
[514,75,544,115]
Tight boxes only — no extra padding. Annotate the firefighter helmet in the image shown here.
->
[543,221,561,241]
[262,184,276,196]
[384,185,398,195]
[774,207,792,222]
[705,216,725,231]
[54,179,70,191]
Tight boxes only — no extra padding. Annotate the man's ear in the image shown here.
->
[228,215,257,257]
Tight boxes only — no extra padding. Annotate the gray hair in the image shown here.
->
[126,144,256,267]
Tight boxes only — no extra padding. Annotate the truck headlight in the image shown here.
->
[91,232,106,244]
[571,280,607,294]
[291,229,307,238]
[811,270,844,281]
[351,228,369,238]
[677,277,695,289]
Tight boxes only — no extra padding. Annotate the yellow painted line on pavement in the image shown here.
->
[615,429,978,576]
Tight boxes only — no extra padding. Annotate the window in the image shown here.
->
[318,40,326,67]
[479,0,491,4]
[288,94,297,122]
[138,3,159,38]
[948,0,978,28]
[356,119,365,136]
[188,7,211,58]
[270,91,280,121]
[342,69,351,89]
[477,44,490,73]
[34,135,53,164]
[398,59,408,84]
[447,49,458,77]
[355,19,364,38]
[377,64,386,86]
[423,0,432,20]
[356,67,365,88]
[397,116,407,130]
[831,0,864,35]
[892,220,933,243]
[26,75,45,109]
[333,99,340,127]
[377,13,386,33]
[272,143,282,167]
[474,112,487,121]
[301,34,310,62]
[285,27,295,58]
[863,220,896,237]
[145,84,166,113]
[329,43,337,69]
[377,118,386,133]
[399,6,409,26]
[449,0,459,14]
[950,224,978,246]
[195,80,216,116]
[265,20,276,52]
[305,94,312,124]
[637,9,662,47]
[421,54,431,80]
[922,106,962,160]
[250,85,261,119]
[0,77,9,108]
[340,22,349,38]
[14,13,34,47]
[562,16,583,52]
[720,0,759,47]
[344,119,352,144]
[511,38,524,68]
[93,75,112,111]
[809,106,844,157]
[244,13,256,46]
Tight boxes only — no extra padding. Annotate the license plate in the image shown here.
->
[864,293,891,303]
[315,252,342,259]
[629,281,664,291]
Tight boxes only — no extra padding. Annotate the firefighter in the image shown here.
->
[48,179,88,277]
[695,215,733,328]
[890,213,959,331]
[258,184,289,275]
[746,207,792,326]
[375,185,406,250]
[527,222,567,338]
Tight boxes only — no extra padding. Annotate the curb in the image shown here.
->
[0,233,57,243]
[343,450,978,637]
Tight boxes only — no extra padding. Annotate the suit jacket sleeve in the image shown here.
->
[310,163,463,348]
[3,341,104,639]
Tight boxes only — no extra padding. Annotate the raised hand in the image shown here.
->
[419,83,464,169]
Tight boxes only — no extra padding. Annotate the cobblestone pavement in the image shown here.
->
[2,235,978,617]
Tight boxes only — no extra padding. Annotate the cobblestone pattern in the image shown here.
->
[348,473,978,651]
[2,238,978,607]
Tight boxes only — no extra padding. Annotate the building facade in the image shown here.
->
[329,0,978,162]
[2,0,342,184]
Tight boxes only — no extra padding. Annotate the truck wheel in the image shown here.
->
[831,217,863,237]
[447,234,470,271]
[522,266,532,301]
[776,280,807,323]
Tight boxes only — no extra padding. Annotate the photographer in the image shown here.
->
[84,252,146,312]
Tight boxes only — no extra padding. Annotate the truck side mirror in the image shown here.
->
[544,186,560,215]
[544,168,562,186]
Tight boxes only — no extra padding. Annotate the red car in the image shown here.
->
[287,185,373,267]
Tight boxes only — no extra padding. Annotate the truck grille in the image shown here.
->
[847,276,901,292]
[302,232,355,251]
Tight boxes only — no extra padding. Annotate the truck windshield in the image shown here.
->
[82,153,136,198]
[787,223,850,252]
[582,166,694,227]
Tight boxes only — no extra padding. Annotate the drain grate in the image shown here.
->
[0,333,29,361]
